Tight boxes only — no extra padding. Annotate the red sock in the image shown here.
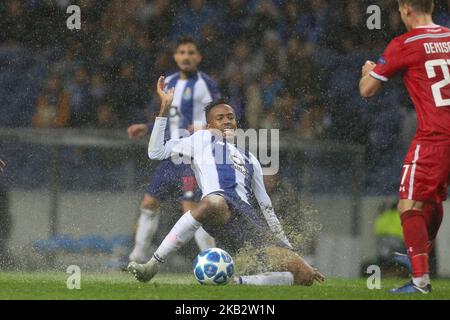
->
[423,202,444,253]
[400,209,429,277]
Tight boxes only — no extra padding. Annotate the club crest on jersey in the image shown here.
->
[230,155,245,166]
[183,87,192,101]
[230,154,251,178]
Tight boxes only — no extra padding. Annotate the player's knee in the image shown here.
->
[397,202,405,214]
[181,201,196,213]
[140,194,160,211]
[397,200,409,214]
[192,195,230,225]
[397,200,424,215]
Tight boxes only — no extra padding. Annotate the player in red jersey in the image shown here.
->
[360,0,450,294]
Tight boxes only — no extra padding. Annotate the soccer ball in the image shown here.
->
[193,248,234,285]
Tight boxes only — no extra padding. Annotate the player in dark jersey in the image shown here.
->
[360,0,450,293]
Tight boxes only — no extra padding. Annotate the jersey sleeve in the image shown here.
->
[146,122,154,133]
[371,38,406,82]
[148,117,194,161]
[251,155,293,250]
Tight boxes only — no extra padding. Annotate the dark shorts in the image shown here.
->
[201,191,278,255]
[146,159,201,202]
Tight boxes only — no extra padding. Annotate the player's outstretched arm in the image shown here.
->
[156,76,175,117]
[251,157,293,250]
[148,77,194,161]
[359,60,383,98]
[128,76,168,139]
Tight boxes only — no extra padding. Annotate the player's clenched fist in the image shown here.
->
[157,76,175,117]
[361,60,376,77]
[127,124,148,139]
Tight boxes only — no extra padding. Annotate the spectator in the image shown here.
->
[291,1,316,44]
[198,24,229,74]
[89,73,109,105]
[224,39,258,84]
[245,81,263,129]
[111,61,144,125]
[153,46,174,78]
[245,69,284,129]
[95,101,119,129]
[170,0,221,40]
[222,71,246,127]
[0,0,412,197]
[251,30,287,76]
[261,89,300,131]
[67,65,93,127]
[140,0,173,42]
[308,0,331,45]
[0,0,30,44]
[284,36,320,103]
[259,69,285,113]
[98,43,117,82]
[434,0,450,27]
[32,75,70,128]
[221,0,249,37]
[281,0,301,40]
[246,0,282,48]
[133,31,156,83]
[297,104,328,140]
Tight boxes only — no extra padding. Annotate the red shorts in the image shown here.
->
[399,141,450,203]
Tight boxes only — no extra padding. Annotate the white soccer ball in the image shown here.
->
[193,248,234,285]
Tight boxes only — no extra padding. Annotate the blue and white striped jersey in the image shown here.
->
[148,117,292,249]
[164,71,221,139]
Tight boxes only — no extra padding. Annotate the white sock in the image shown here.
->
[237,272,294,286]
[194,227,216,251]
[153,211,201,263]
[129,208,160,261]
[413,274,430,287]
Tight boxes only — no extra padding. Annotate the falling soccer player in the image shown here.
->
[126,36,220,265]
[127,77,325,286]
[359,0,450,294]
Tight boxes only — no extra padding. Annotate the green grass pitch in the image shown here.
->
[1,272,450,300]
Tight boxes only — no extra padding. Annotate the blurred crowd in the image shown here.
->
[2,0,450,192]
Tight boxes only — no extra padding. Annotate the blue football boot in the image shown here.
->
[390,280,432,294]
